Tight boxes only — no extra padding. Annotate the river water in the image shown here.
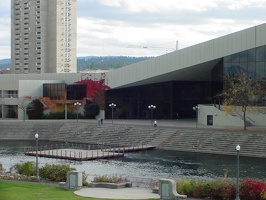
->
[0,141,265,183]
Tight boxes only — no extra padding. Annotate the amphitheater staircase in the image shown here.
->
[1,121,266,158]
[158,129,266,158]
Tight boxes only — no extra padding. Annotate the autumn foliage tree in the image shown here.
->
[223,71,265,130]
[27,99,44,119]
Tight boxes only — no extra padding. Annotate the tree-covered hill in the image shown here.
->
[0,56,152,71]
[77,56,151,70]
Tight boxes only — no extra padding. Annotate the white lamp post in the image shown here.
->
[193,106,200,128]
[74,102,81,122]
[235,145,240,200]
[35,133,40,181]
[109,103,116,124]
[148,105,156,126]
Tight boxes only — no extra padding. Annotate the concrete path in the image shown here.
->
[74,187,160,199]
[74,187,201,200]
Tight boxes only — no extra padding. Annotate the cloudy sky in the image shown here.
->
[0,0,266,59]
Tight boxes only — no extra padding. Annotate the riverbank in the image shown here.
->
[0,119,266,158]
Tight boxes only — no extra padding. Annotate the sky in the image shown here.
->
[0,0,266,59]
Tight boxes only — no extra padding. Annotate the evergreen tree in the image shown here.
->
[84,99,100,119]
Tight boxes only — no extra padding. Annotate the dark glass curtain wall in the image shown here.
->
[105,80,222,119]
[224,45,266,80]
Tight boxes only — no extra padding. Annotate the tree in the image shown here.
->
[26,99,44,119]
[222,71,265,130]
[18,96,32,121]
[83,99,100,119]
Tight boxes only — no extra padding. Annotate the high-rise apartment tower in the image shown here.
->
[11,0,77,74]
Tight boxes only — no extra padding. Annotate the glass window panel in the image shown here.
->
[231,63,241,74]
[239,51,248,62]
[223,56,231,63]
[248,49,256,62]
[223,63,231,75]
[248,62,256,78]
[256,46,265,61]
[231,53,239,62]
[239,62,248,72]
[264,46,266,61]
[256,62,265,80]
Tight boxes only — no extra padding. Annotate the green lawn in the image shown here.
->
[0,180,122,200]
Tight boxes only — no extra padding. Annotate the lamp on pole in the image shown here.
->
[109,103,116,124]
[148,105,156,126]
[235,145,240,200]
[35,133,40,181]
[74,102,81,122]
[193,106,200,128]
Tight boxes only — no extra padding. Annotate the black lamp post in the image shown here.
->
[109,103,116,124]
[148,105,156,126]
[235,145,240,200]
[74,102,81,122]
[35,133,40,181]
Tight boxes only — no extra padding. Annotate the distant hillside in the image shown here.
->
[0,56,152,71]
[77,56,152,70]
[0,59,11,70]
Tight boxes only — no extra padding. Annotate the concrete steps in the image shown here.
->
[0,121,265,158]
[159,129,266,158]
[0,121,63,140]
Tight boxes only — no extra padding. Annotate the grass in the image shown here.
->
[0,180,89,200]
[0,180,154,200]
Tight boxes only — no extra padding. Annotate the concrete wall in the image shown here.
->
[17,80,65,119]
[198,104,266,127]
[0,73,104,120]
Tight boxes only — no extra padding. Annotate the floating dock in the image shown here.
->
[24,145,155,161]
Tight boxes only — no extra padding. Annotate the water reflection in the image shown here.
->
[0,141,265,182]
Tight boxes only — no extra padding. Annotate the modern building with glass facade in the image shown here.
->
[1,23,266,127]
[11,0,77,74]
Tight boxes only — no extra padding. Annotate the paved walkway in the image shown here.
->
[74,187,200,199]
[75,187,160,199]
[2,118,265,132]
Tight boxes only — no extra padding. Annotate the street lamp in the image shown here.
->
[235,145,240,200]
[148,105,156,126]
[193,106,200,128]
[74,102,81,122]
[109,103,116,124]
[35,133,40,181]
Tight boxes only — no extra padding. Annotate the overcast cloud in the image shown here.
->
[0,0,266,59]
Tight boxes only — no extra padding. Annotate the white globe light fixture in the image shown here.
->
[109,103,116,124]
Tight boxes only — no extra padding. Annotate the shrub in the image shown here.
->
[82,171,89,186]
[177,179,235,199]
[261,179,266,199]
[93,175,124,183]
[261,190,266,200]
[191,180,207,198]
[43,112,65,119]
[218,181,236,200]
[39,164,75,182]
[177,180,195,196]
[13,161,35,176]
[240,178,266,200]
